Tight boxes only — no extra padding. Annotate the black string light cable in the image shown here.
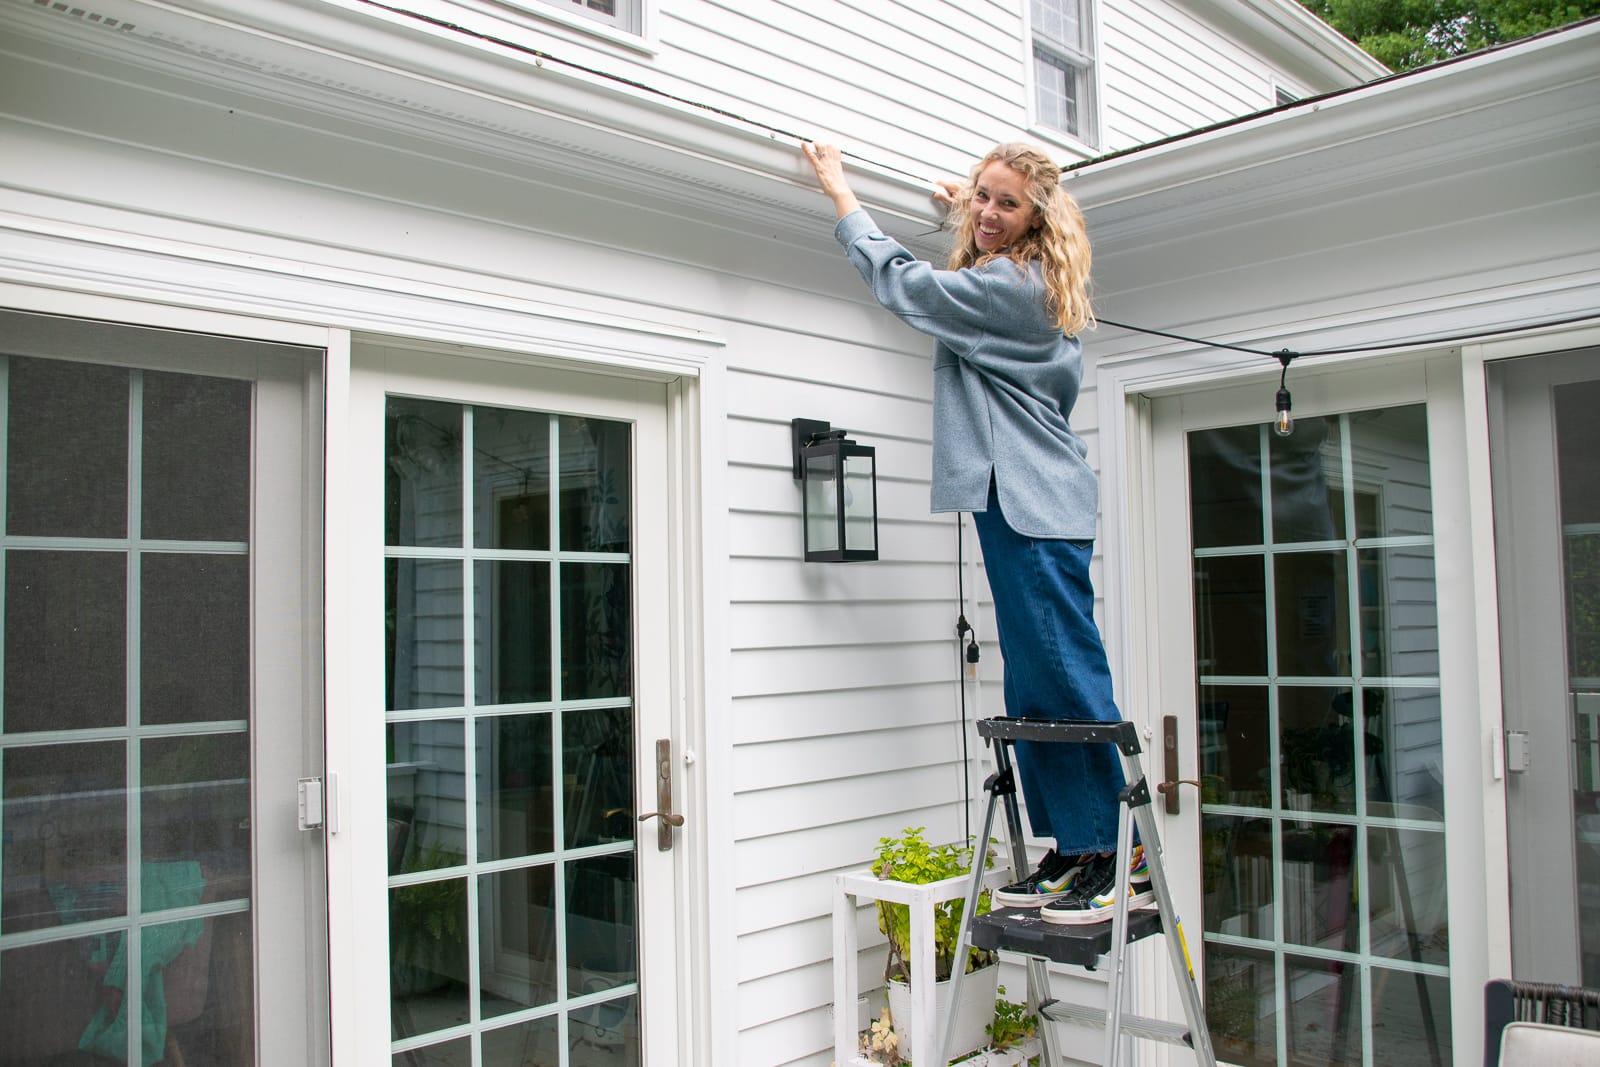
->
[954,515,979,844]
[1098,311,1600,428]
[352,0,934,185]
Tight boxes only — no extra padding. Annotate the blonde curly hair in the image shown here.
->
[945,143,1094,337]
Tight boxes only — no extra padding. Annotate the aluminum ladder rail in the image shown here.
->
[936,717,1217,1067]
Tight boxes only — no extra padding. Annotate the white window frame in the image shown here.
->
[495,0,649,45]
[1024,0,1102,151]
[402,0,659,54]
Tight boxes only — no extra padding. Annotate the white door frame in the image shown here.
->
[0,274,718,1067]
[1092,329,1600,1065]
[333,336,703,1066]
[0,295,334,1063]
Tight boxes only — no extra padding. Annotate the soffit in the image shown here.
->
[1169,0,1390,88]
[0,0,948,253]
[1066,22,1600,248]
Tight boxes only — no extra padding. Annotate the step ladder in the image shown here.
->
[936,716,1217,1067]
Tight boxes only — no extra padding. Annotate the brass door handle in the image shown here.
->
[638,811,685,827]
[642,739,682,850]
[1162,715,1200,814]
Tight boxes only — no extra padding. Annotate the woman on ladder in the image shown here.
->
[801,140,1150,926]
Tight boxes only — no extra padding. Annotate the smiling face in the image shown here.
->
[969,161,1039,254]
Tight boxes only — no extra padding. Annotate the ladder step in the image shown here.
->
[970,907,1164,967]
[975,716,1140,752]
[1040,1000,1197,1047]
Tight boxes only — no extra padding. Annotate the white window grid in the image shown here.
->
[1192,413,1449,1066]
[1030,0,1099,146]
[0,359,253,1067]
[385,402,637,1067]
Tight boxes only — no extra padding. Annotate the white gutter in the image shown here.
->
[1064,18,1600,212]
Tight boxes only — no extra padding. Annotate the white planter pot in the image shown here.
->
[886,961,999,1062]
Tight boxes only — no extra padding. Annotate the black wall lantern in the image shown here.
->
[791,418,878,562]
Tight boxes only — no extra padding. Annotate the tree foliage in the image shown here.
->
[1298,1,1600,70]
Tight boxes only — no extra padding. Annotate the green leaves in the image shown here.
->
[871,827,997,983]
[1298,0,1600,71]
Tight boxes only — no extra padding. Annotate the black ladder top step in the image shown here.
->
[976,716,1142,754]
[970,907,1164,967]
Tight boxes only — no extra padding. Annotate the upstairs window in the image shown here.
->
[1031,0,1098,147]
[515,0,641,35]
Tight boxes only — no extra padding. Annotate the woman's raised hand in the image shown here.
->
[802,141,861,219]
[932,179,964,207]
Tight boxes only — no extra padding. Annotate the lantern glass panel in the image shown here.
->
[843,454,876,552]
[803,451,840,555]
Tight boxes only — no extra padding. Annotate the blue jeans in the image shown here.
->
[972,483,1124,855]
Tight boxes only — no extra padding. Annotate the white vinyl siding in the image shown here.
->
[1099,0,1281,146]
[411,0,1317,173]
[0,2,1403,1064]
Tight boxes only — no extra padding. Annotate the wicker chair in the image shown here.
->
[1484,979,1600,1066]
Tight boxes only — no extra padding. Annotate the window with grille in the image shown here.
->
[1031,0,1098,146]
[514,0,641,35]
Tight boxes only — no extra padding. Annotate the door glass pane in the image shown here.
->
[388,719,468,875]
[1199,685,1271,808]
[386,398,638,1066]
[5,550,127,733]
[391,876,471,1039]
[1205,943,1276,1066]
[560,564,631,700]
[478,865,557,1018]
[483,1016,559,1062]
[389,397,464,549]
[141,552,249,726]
[477,713,554,862]
[559,417,630,553]
[142,734,251,894]
[388,559,466,711]
[6,356,127,538]
[0,357,256,1067]
[142,371,250,542]
[563,706,634,849]
[475,561,552,706]
[475,408,550,551]
[1189,406,1449,1066]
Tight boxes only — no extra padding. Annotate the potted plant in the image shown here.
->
[871,826,999,1061]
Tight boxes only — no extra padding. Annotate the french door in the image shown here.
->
[0,309,327,1065]
[1487,347,1600,986]
[347,344,679,1067]
[1149,364,1462,1066]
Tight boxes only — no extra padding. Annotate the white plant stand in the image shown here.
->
[834,866,1033,1067]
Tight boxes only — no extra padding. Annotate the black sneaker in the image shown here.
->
[994,849,1087,908]
[1040,846,1155,926]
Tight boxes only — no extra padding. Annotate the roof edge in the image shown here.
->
[1172,0,1391,87]
[1065,16,1600,192]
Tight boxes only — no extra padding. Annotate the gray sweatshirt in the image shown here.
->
[834,209,1097,540]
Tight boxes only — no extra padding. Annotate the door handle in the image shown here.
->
[637,738,682,851]
[638,811,685,827]
[1160,715,1201,815]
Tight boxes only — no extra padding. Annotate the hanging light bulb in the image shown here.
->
[1274,386,1294,437]
[1273,351,1296,437]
